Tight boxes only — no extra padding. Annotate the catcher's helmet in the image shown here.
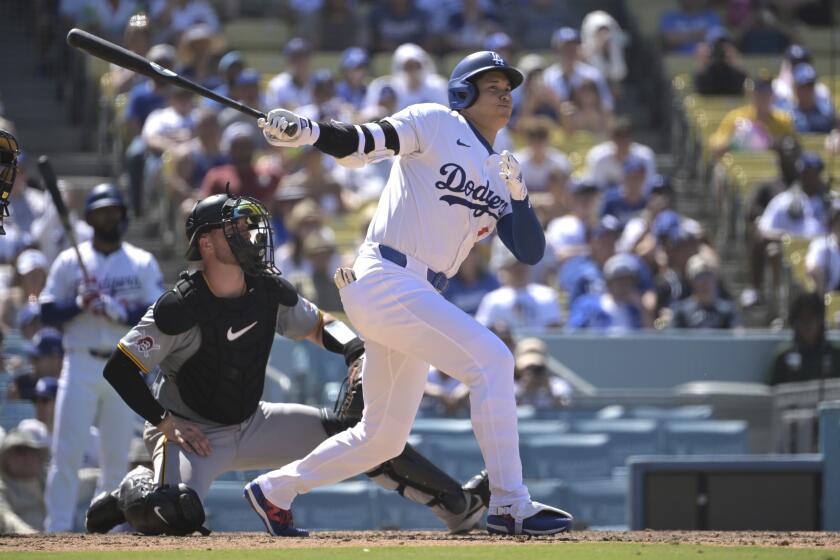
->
[448,50,524,110]
[185,192,277,275]
[0,129,21,234]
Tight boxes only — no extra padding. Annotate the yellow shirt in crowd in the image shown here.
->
[708,104,796,153]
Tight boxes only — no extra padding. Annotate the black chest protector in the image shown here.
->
[153,270,299,425]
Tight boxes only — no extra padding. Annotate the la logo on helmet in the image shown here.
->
[490,52,505,66]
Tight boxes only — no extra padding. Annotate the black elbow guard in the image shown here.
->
[322,320,364,365]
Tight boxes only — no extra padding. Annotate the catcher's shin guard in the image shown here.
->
[85,490,126,533]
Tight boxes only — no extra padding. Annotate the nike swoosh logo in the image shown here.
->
[456,138,471,147]
[153,506,168,524]
[227,321,258,341]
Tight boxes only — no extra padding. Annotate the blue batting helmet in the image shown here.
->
[448,50,524,110]
[84,183,126,215]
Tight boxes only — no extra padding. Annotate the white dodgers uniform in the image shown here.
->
[41,241,164,532]
[258,103,532,510]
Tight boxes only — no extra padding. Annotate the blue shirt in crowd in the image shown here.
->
[600,187,648,226]
[659,9,721,53]
[443,272,500,316]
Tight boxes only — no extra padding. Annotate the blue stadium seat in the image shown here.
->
[664,420,749,455]
[518,421,569,439]
[572,419,661,467]
[565,477,628,529]
[525,478,570,510]
[422,436,486,481]
[294,481,377,530]
[203,481,265,532]
[630,405,713,421]
[522,434,612,480]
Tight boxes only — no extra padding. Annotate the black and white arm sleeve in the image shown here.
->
[314,119,401,160]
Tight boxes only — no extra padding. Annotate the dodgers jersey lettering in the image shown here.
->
[367,103,512,277]
[40,241,164,351]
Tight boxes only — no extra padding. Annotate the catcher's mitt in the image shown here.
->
[334,354,364,422]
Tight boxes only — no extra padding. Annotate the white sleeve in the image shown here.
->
[757,196,784,236]
[40,252,75,305]
[474,293,496,326]
[539,289,563,326]
[140,256,165,305]
[806,238,828,271]
[382,103,448,158]
[141,111,163,141]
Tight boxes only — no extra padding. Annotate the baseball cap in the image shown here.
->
[303,230,337,256]
[220,122,256,152]
[592,215,623,238]
[341,47,369,70]
[793,63,817,86]
[34,376,58,400]
[311,69,334,87]
[181,23,215,45]
[16,249,47,276]
[552,27,580,48]
[514,337,547,370]
[686,254,717,281]
[284,37,311,58]
[652,209,682,240]
[569,179,600,196]
[705,26,730,45]
[25,327,63,358]
[797,151,824,172]
[0,428,47,454]
[484,32,513,52]
[786,44,812,65]
[603,253,639,281]
[623,156,646,175]
[218,50,244,74]
[649,174,674,195]
[147,44,176,64]
[234,68,261,87]
[286,199,324,232]
[274,184,308,203]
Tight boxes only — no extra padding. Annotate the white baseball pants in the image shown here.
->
[257,249,531,509]
[45,351,136,532]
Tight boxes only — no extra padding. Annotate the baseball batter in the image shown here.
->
[40,184,164,532]
[250,51,573,536]
[87,193,489,536]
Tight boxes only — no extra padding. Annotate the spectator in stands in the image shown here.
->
[442,246,500,316]
[30,377,58,436]
[586,117,657,191]
[303,0,363,51]
[567,253,649,332]
[693,27,748,96]
[671,254,740,329]
[150,0,219,43]
[543,27,614,113]
[580,10,627,95]
[736,5,790,54]
[364,43,447,112]
[442,0,502,52]
[265,38,314,111]
[0,249,48,333]
[16,303,42,342]
[368,0,430,53]
[169,108,227,223]
[29,179,93,265]
[60,0,141,42]
[176,23,224,89]
[0,429,48,534]
[421,368,469,417]
[484,31,515,63]
[513,56,565,128]
[290,230,343,313]
[219,69,267,146]
[758,152,829,241]
[199,123,281,205]
[109,13,152,95]
[298,70,354,124]
[768,291,840,385]
[270,185,307,248]
[808,199,840,294]
[275,199,338,278]
[785,64,837,133]
[617,175,675,256]
[561,79,612,138]
[511,0,576,51]
[513,117,571,193]
[205,51,245,112]
[539,168,572,223]
[558,215,621,306]
[653,220,705,315]
[281,146,345,215]
[7,328,63,402]
[774,44,832,106]
[546,180,601,264]
[601,156,649,226]
[708,74,796,159]
[514,338,571,409]
[336,48,370,111]
[659,0,722,54]
[476,251,563,330]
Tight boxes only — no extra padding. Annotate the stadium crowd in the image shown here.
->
[0,0,837,533]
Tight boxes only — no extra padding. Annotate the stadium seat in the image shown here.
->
[294,481,378,530]
[421,436,486,481]
[629,405,713,421]
[572,419,661,467]
[203,480,266,531]
[222,19,289,51]
[0,400,35,431]
[373,484,442,530]
[522,433,612,480]
[664,420,749,455]
[565,476,628,529]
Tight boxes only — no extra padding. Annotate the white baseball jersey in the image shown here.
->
[366,103,513,277]
[40,241,164,352]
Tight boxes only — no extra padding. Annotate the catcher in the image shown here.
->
[87,192,488,536]
[0,128,21,234]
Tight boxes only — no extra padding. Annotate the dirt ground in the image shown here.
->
[2,531,840,552]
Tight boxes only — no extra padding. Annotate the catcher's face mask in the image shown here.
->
[221,196,277,275]
[0,130,20,235]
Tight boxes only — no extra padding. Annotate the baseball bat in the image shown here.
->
[66,28,267,121]
[37,155,91,282]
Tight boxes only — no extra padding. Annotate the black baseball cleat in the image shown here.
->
[85,490,126,533]
[445,470,490,534]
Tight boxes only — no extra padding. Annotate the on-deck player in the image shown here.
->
[40,183,165,532]
[87,192,490,536]
[247,50,573,536]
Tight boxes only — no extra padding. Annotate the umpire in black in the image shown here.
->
[87,193,488,536]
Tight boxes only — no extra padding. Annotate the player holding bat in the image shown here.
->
[39,182,165,532]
